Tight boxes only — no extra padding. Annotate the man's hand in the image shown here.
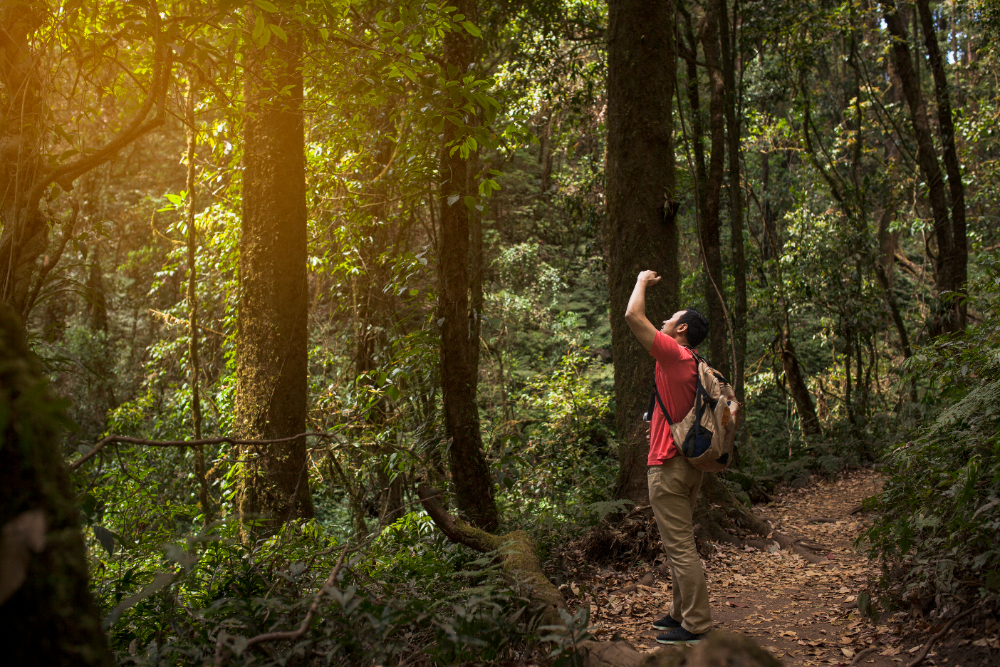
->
[638,270,662,286]
[625,269,661,352]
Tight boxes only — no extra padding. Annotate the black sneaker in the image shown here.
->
[652,614,681,630]
[655,626,704,645]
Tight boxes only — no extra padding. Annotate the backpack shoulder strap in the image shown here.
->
[652,382,673,426]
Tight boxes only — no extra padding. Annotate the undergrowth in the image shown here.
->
[865,257,1000,614]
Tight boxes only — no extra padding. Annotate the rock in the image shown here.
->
[579,632,782,667]
[639,571,656,586]
[578,639,644,667]
[646,631,783,667]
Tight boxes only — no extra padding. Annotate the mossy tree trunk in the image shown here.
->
[606,0,679,506]
[236,6,314,531]
[0,305,114,666]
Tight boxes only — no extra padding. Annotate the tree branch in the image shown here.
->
[69,432,345,471]
[213,544,350,667]
[28,1,172,206]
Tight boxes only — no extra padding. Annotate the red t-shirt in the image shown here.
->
[648,332,699,465]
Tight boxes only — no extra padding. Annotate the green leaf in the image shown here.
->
[461,21,481,37]
[254,0,279,12]
[93,524,117,555]
[385,386,401,401]
[269,23,287,42]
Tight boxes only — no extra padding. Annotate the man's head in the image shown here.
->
[660,308,709,348]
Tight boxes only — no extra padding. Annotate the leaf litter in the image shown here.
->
[556,470,998,666]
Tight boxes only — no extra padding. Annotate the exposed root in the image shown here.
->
[905,607,978,667]
[417,484,566,626]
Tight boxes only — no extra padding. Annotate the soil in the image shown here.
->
[560,469,1000,666]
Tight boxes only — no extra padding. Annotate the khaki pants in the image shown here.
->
[647,457,712,634]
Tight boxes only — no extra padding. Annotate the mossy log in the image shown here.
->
[0,305,114,666]
[417,484,566,625]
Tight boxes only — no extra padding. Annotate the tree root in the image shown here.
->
[849,646,877,665]
[905,607,977,667]
[416,484,566,626]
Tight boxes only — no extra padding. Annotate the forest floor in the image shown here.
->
[564,469,999,667]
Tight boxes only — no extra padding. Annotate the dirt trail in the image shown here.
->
[570,470,937,666]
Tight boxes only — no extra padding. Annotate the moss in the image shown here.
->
[0,305,113,666]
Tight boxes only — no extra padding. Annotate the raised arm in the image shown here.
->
[624,270,661,352]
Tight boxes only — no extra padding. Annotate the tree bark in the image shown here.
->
[699,0,730,379]
[719,0,746,400]
[881,0,966,333]
[606,0,679,505]
[437,0,499,532]
[0,305,114,666]
[236,9,314,531]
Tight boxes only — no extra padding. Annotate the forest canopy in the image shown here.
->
[0,0,998,664]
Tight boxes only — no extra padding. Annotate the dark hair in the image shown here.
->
[678,308,709,347]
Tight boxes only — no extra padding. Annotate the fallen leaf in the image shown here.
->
[842,647,856,658]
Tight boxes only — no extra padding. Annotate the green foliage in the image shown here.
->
[866,257,1000,604]
[93,514,539,665]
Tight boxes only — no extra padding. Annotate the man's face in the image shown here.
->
[660,310,688,338]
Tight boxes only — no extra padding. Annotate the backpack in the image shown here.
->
[644,353,739,472]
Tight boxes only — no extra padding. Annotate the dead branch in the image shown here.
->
[850,646,877,666]
[69,432,345,471]
[906,607,977,667]
[213,544,349,667]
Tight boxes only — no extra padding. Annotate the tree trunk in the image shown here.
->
[915,0,967,329]
[881,0,966,333]
[606,0,679,505]
[0,305,114,666]
[875,208,912,360]
[779,314,822,438]
[236,9,314,531]
[719,0,746,400]
[699,0,730,379]
[437,0,499,532]
[185,83,211,524]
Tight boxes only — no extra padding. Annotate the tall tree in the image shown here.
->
[0,306,113,666]
[881,0,967,333]
[719,0,746,399]
[184,82,211,523]
[606,0,679,504]
[699,0,731,379]
[236,7,314,529]
[437,0,499,531]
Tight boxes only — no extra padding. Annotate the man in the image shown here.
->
[624,269,730,645]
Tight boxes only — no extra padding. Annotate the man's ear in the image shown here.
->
[677,322,688,334]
